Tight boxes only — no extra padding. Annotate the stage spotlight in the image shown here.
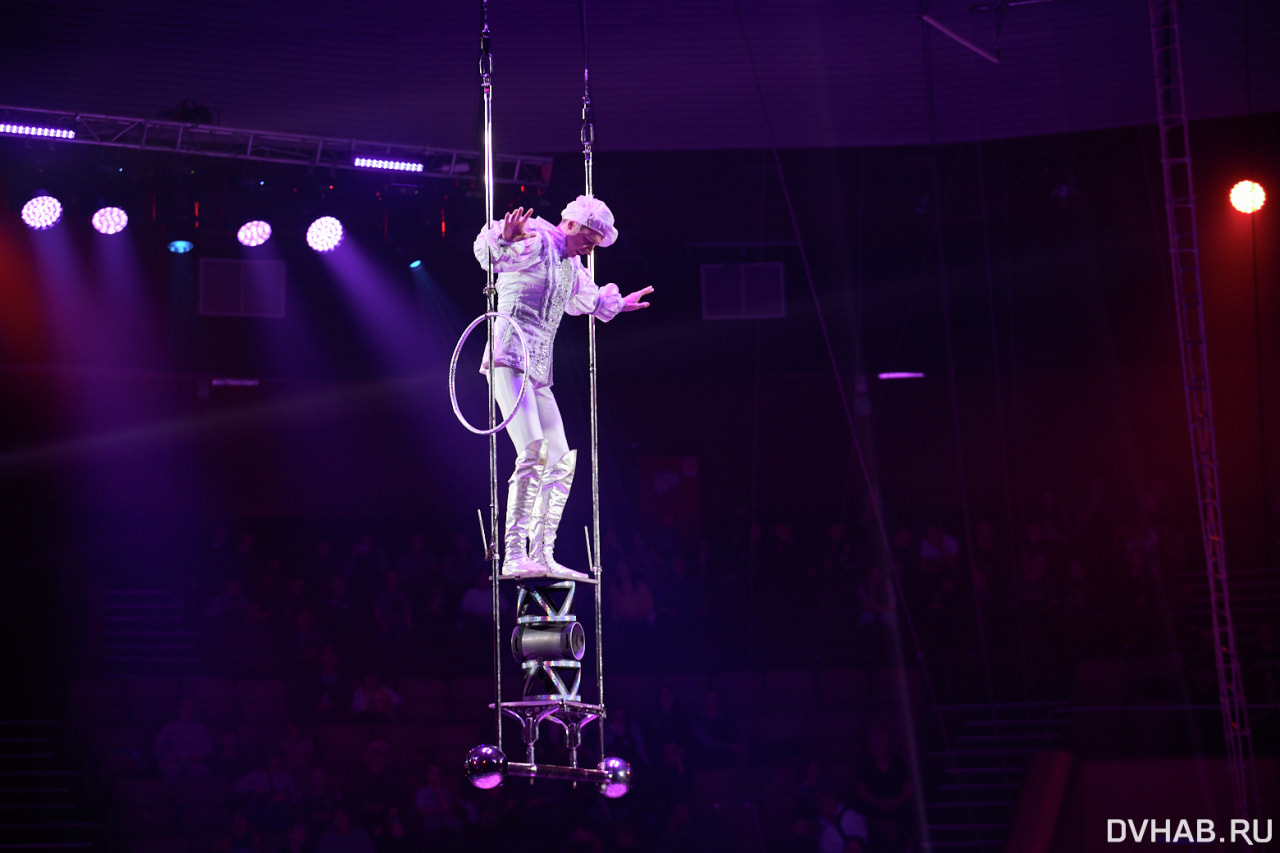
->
[91,206,129,235]
[408,259,423,269]
[354,156,424,173]
[21,194,63,230]
[168,240,194,254]
[0,123,75,140]
[1230,180,1266,214]
[237,220,272,247]
[306,216,344,253]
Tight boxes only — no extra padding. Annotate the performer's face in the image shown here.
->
[564,223,605,257]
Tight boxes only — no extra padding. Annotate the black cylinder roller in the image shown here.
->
[511,620,586,662]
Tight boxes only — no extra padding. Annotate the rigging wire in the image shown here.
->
[995,138,1034,700]
[478,0,504,755]
[726,2,985,848]
[578,0,607,765]
[919,10,1003,844]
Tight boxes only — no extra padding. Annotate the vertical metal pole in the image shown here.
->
[479,2,503,756]
[580,0,606,763]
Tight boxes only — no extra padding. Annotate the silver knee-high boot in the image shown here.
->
[530,450,589,581]
[501,439,547,578]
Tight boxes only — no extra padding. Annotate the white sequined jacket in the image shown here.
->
[473,216,623,387]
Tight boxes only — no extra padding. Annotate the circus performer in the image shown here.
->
[473,196,653,580]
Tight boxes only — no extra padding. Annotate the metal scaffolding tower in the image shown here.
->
[1147,0,1258,819]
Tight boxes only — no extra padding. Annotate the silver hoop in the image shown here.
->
[449,311,530,436]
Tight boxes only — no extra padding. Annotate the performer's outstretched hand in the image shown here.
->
[502,207,536,242]
[621,286,654,312]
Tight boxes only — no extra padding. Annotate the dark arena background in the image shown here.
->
[0,2,1278,852]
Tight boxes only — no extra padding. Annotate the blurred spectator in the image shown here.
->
[306,538,340,588]
[346,534,389,598]
[279,720,316,778]
[818,522,856,586]
[323,576,357,649]
[919,525,961,614]
[629,531,665,580]
[418,582,450,640]
[816,789,868,853]
[1032,490,1070,546]
[457,575,497,632]
[601,528,626,569]
[651,740,693,811]
[395,532,437,596]
[688,690,743,771]
[654,555,704,668]
[642,684,690,754]
[205,578,250,626]
[221,600,285,676]
[154,697,214,780]
[609,560,655,667]
[657,800,696,853]
[232,752,298,833]
[284,822,313,853]
[292,645,350,723]
[351,673,404,724]
[210,728,250,779]
[970,519,1002,609]
[281,578,316,628]
[350,740,402,829]
[371,805,411,853]
[231,532,264,584]
[1019,524,1057,611]
[858,564,895,628]
[212,810,262,853]
[855,729,912,853]
[792,756,829,827]
[440,531,483,606]
[318,807,375,853]
[373,570,413,643]
[299,767,342,837]
[412,763,462,840]
[889,528,916,577]
[287,608,326,673]
[1058,557,1097,654]
[603,706,650,770]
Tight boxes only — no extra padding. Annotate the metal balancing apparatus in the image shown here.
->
[450,0,631,798]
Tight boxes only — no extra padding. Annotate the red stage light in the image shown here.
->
[1230,180,1266,214]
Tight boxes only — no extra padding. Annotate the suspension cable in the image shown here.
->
[578,0,606,764]
[727,2,939,846]
[478,0,503,755]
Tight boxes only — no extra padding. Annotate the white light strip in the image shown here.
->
[0,123,75,140]
[353,156,424,173]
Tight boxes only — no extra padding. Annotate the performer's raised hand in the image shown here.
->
[621,286,654,312]
[502,207,536,242]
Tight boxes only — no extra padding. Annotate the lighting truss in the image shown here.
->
[0,122,75,140]
[0,104,552,188]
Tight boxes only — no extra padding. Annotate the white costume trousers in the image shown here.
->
[492,367,570,465]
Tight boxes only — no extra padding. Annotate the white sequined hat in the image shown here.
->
[560,195,618,247]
